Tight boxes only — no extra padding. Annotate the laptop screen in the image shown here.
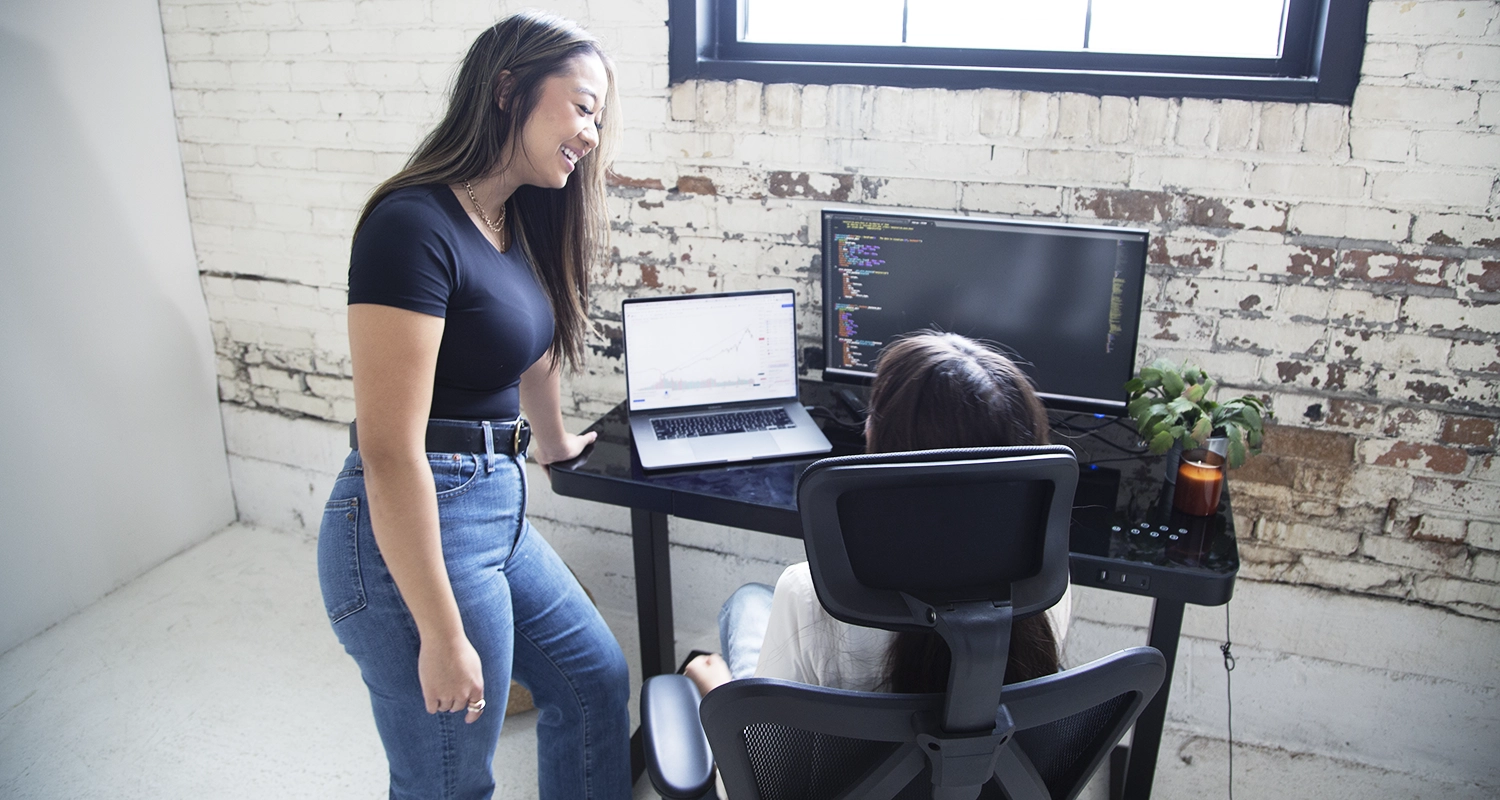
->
[624,290,800,412]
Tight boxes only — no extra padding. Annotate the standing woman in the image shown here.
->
[317,12,630,799]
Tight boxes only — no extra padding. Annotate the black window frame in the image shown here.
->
[668,0,1368,104]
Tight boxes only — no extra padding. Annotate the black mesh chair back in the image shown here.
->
[696,447,1166,800]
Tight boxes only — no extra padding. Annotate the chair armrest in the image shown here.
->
[641,674,715,799]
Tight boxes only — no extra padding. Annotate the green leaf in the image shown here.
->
[1246,426,1263,449]
[1149,430,1176,454]
[1186,383,1206,404]
[1190,416,1213,445]
[1227,435,1247,468]
[1162,370,1185,397]
[1167,397,1197,417]
[1124,378,1145,395]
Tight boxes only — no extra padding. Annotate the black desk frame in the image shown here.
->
[550,386,1236,800]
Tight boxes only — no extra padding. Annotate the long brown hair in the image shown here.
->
[355,11,619,370]
[867,332,1060,693]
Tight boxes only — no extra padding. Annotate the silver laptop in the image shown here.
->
[624,290,833,470]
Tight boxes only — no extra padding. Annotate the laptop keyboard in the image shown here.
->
[652,408,795,440]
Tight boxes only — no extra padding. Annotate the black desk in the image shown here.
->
[549,379,1237,800]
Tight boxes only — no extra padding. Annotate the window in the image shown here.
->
[668,0,1368,103]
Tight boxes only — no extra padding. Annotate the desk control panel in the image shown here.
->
[1064,434,1239,606]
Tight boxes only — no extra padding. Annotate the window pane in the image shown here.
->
[1088,0,1287,58]
[741,0,906,45]
[906,0,1089,51]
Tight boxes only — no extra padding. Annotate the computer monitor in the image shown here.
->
[821,208,1149,416]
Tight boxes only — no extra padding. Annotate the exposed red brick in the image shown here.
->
[1183,194,1289,232]
[767,171,853,202]
[1326,398,1383,430]
[638,199,663,209]
[1276,360,1313,383]
[675,175,717,195]
[1406,380,1454,404]
[1232,455,1297,487]
[1147,237,1168,266]
[1073,189,1175,223]
[640,264,661,288]
[1382,408,1425,438]
[1323,363,1353,392]
[1238,293,1263,311]
[1426,230,1461,246]
[1262,424,1355,465]
[1374,441,1469,475]
[1440,415,1498,446]
[1286,246,1338,278]
[1150,237,1218,269]
[608,171,665,190]
[1151,311,1181,341]
[1467,260,1500,293]
[1339,250,1452,288]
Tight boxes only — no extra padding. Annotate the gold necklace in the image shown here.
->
[464,181,506,233]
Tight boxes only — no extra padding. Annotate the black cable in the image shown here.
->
[1048,415,1152,455]
[805,405,863,433]
[1222,603,1236,800]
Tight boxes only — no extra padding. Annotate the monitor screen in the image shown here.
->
[822,209,1149,415]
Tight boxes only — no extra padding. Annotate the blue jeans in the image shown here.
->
[318,448,631,800]
[718,582,775,680]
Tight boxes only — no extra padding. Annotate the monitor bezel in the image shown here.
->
[820,207,1150,418]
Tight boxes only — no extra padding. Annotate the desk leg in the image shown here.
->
[1121,598,1185,800]
[630,509,675,784]
[632,509,676,679]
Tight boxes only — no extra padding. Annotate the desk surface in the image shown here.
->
[551,379,1237,606]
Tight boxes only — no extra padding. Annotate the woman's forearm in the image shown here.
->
[519,352,567,446]
[519,351,597,465]
[362,448,464,642]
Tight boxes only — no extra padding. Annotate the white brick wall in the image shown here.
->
[166,0,1500,623]
[157,0,1499,788]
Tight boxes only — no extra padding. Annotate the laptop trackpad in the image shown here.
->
[692,433,776,462]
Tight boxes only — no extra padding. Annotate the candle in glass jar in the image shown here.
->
[1174,449,1225,516]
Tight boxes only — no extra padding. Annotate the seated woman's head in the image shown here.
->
[865,332,1048,454]
[865,332,1061,690]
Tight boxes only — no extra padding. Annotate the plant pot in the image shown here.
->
[1162,436,1226,486]
[1162,441,1184,484]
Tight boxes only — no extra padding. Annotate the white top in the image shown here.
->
[753,562,1073,692]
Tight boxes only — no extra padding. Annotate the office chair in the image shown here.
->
[641,446,1166,800]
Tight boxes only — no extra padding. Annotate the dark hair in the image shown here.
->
[356,11,619,371]
[868,332,1061,693]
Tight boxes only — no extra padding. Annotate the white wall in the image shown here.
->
[0,0,236,653]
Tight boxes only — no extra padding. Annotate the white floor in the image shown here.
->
[1,524,1485,799]
[0,524,665,800]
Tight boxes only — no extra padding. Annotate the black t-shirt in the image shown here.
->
[348,184,554,421]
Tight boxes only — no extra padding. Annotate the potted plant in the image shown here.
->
[1124,359,1270,468]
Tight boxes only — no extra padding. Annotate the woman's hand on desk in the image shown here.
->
[532,429,598,472]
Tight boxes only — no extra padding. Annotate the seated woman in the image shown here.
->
[686,331,1071,698]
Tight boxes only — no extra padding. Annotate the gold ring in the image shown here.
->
[467,698,486,713]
